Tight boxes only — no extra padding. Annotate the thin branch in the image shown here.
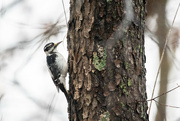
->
[154,99,180,108]
[147,84,180,101]
[148,3,180,116]
[0,0,24,16]
[45,93,57,121]
[146,25,180,71]
[0,94,3,101]
[136,84,180,104]
[62,0,68,27]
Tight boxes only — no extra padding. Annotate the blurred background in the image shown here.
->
[0,0,69,121]
[0,0,180,121]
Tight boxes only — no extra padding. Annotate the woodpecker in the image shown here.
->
[44,41,69,100]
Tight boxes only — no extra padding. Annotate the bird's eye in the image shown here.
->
[44,43,54,52]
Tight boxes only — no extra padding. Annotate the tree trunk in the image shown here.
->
[146,0,168,120]
[67,0,148,121]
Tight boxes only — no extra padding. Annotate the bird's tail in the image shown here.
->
[57,79,69,102]
[58,84,69,101]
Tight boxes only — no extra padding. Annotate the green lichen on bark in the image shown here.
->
[68,0,148,120]
[106,0,112,2]
[120,81,129,95]
[125,61,129,69]
[92,49,107,71]
[127,78,132,86]
[99,111,110,121]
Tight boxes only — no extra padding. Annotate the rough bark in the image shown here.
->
[67,0,148,121]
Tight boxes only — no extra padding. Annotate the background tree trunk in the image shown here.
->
[146,0,169,120]
[67,0,148,120]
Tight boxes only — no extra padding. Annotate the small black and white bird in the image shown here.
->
[44,41,69,100]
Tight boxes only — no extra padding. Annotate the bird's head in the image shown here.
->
[44,41,62,55]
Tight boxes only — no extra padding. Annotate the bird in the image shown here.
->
[44,41,69,100]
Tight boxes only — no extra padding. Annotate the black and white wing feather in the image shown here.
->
[47,53,61,91]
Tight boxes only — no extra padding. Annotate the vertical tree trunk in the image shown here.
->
[146,0,168,120]
[67,0,148,120]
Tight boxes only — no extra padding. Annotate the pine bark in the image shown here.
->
[67,0,148,121]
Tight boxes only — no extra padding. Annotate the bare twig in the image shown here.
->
[146,25,180,71]
[0,94,3,101]
[154,99,180,108]
[0,0,24,16]
[148,3,180,116]
[62,0,68,27]
[136,84,180,104]
[45,93,57,121]
[147,84,180,101]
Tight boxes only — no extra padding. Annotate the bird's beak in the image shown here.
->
[54,41,62,48]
